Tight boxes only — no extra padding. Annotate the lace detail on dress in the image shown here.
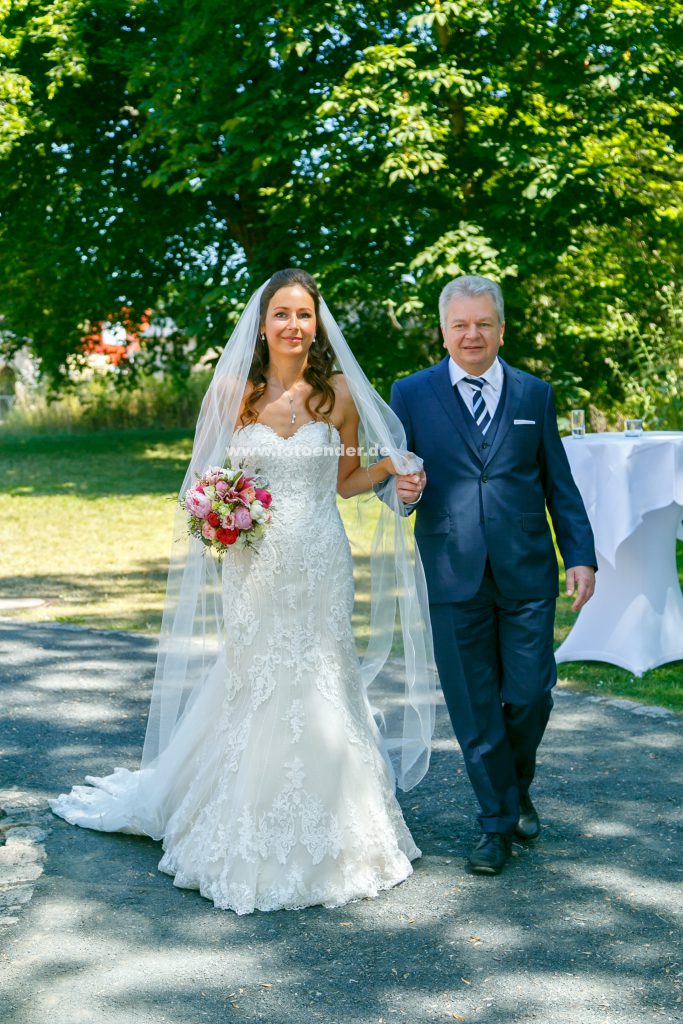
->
[284,699,305,742]
[51,421,420,914]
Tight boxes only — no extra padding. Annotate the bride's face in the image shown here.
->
[262,285,317,359]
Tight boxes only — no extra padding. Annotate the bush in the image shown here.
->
[601,284,683,430]
[3,368,212,433]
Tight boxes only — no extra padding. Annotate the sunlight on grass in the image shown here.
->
[0,492,176,631]
[1,429,681,711]
[554,581,683,714]
[0,430,192,632]
[0,429,377,635]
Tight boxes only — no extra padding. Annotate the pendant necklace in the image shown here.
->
[269,375,301,425]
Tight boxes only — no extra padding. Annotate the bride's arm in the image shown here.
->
[334,375,397,499]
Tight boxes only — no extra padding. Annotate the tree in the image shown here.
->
[1,0,681,414]
[316,0,683,388]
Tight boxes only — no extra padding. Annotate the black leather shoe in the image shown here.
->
[468,833,511,875]
[514,792,541,841]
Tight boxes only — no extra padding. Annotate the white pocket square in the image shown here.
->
[514,419,536,425]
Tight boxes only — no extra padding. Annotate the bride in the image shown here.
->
[51,268,437,915]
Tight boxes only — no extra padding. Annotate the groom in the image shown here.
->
[391,275,596,876]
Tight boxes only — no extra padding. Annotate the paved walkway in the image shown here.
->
[1,619,681,1024]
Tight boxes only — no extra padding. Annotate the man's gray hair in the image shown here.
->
[438,275,505,327]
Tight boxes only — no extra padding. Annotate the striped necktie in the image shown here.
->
[462,376,492,435]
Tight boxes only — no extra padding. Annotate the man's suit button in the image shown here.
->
[481,474,489,482]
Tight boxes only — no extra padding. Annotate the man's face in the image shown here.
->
[441,294,505,375]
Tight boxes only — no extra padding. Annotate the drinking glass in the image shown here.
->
[624,418,643,437]
[570,409,586,437]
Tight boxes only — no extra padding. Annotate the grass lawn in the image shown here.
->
[1,429,681,712]
[0,430,192,632]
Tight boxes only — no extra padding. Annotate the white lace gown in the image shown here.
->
[50,420,420,914]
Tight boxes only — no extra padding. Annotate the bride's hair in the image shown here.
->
[240,268,337,425]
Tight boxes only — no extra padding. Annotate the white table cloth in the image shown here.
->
[555,431,683,676]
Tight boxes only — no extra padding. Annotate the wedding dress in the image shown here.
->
[51,419,420,914]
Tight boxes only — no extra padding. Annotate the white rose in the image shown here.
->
[250,500,266,523]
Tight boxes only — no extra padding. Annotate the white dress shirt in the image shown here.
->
[448,356,504,420]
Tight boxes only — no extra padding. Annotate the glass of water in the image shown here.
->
[624,418,643,436]
[570,409,586,436]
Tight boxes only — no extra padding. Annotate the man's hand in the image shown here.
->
[396,469,426,505]
[566,565,595,613]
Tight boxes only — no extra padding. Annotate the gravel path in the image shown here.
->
[1,619,681,1024]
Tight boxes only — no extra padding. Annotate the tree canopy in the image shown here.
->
[1,0,681,415]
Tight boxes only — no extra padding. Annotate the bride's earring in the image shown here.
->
[311,335,317,345]
[259,333,266,343]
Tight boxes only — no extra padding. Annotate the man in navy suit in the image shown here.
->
[392,275,596,876]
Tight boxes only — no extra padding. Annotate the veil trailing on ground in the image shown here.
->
[142,281,438,791]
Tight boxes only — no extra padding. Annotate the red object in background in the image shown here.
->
[82,308,151,366]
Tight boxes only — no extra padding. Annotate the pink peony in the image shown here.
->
[214,479,229,497]
[186,488,212,518]
[221,512,236,529]
[254,488,272,508]
[234,507,253,531]
[201,522,217,541]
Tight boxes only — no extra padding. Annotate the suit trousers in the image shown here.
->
[430,563,556,835]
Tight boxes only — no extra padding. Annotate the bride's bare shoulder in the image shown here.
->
[331,371,353,402]
[237,380,256,422]
[210,375,254,404]
[331,372,359,427]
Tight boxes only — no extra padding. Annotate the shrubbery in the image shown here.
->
[3,367,212,433]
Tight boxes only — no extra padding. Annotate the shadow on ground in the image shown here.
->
[1,621,681,1024]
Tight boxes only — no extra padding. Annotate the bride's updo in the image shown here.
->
[241,268,337,426]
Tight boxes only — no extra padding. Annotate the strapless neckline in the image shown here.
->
[237,420,341,443]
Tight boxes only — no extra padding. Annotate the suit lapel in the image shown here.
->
[427,356,482,463]
[485,359,524,466]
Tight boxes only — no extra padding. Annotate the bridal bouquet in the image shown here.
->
[182,460,273,554]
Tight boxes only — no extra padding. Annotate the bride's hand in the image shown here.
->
[365,458,426,502]
[395,468,426,504]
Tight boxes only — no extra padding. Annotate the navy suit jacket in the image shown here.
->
[390,356,596,604]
